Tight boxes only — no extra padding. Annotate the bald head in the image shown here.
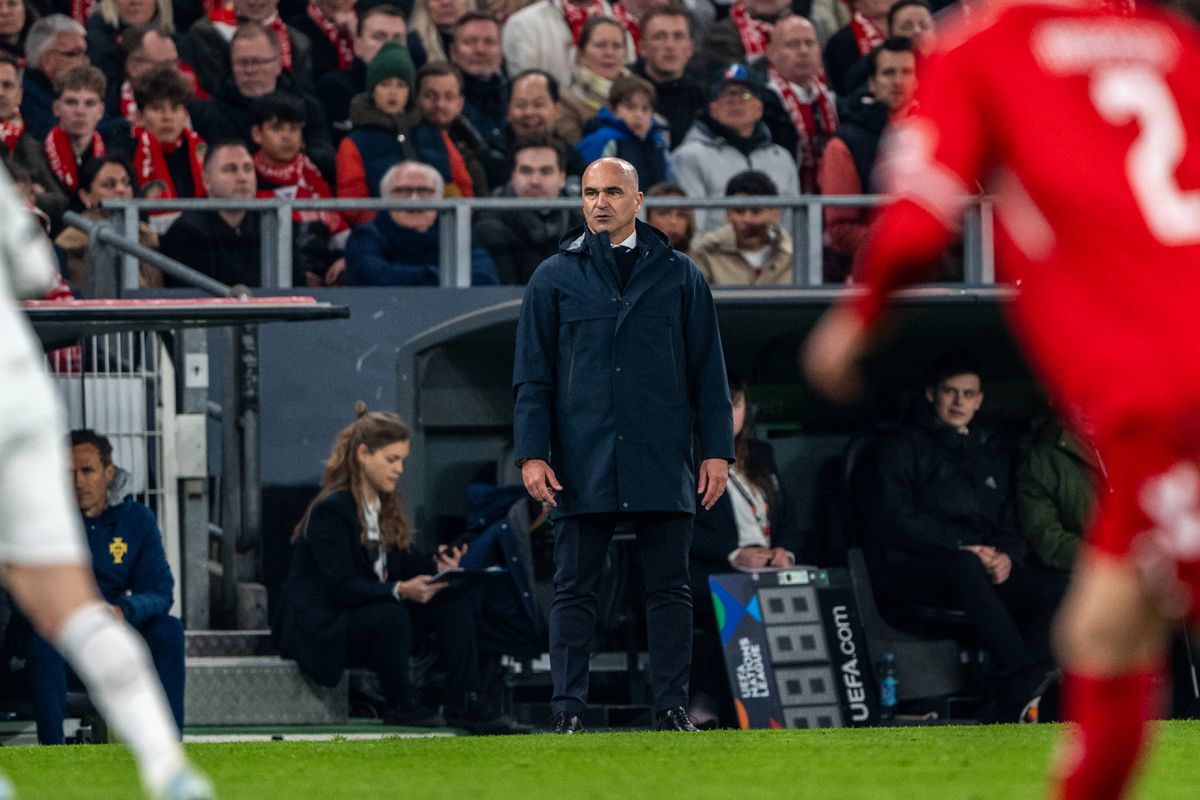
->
[582,158,643,243]
[583,157,639,191]
[769,15,822,87]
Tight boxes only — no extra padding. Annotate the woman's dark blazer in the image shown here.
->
[689,439,804,592]
[279,490,433,686]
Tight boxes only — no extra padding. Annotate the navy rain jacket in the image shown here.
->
[84,498,175,627]
[513,220,734,517]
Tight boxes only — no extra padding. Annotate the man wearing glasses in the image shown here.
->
[21,15,89,140]
[669,63,799,236]
[343,160,497,286]
[189,22,334,180]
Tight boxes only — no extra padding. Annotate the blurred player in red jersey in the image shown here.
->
[803,0,1200,797]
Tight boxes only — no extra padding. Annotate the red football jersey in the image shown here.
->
[852,1,1200,433]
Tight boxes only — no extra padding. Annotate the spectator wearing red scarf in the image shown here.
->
[251,91,348,285]
[287,0,355,80]
[757,15,837,194]
[114,64,207,237]
[0,51,67,226]
[690,0,790,85]
[182,0,315,96]
[822,0,889,95]
[44,64,108,213]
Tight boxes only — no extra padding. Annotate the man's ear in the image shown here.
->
[250,124,263,146]
[924,386,934,403]
[103,463,116,486]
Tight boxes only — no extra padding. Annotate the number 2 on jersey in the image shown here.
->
[1091,66,1200,245]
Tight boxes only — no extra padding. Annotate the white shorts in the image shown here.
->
[0,360,89,566]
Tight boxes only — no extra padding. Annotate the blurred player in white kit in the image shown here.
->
[0,161,213,800]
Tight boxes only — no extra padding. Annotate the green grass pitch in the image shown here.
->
[3,723,1200,799]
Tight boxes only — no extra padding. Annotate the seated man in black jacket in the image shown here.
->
[868,351,1066,720]
[160,140,300,287]
[474,133,581,285]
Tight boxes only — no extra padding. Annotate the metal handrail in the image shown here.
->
[63,211,239,298]
[101,194,995,289]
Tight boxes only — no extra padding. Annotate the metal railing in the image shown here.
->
[103,195,997,290]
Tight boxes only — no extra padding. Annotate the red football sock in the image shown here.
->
[1055,667,1163,800]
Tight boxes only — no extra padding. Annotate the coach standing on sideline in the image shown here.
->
[513,157,734,734]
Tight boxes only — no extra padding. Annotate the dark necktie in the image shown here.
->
[613,245,637,290]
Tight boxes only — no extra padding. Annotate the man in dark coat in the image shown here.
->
[866,351,1066,720]
[188,22,334,180]
[344,160,498,286]
[474,133,582,285]
[513,157,734,734]
[631,6,706,150]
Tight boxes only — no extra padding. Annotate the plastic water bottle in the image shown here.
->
[880,651,899,722]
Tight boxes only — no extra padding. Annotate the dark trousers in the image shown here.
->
[882,549,1067,684]
[550,512,693,714]
[345,593,480,714]
[28,614,186,745]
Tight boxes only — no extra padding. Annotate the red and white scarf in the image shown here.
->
[266,15,295,73]
[254,151,348,234]
[610,2,640,48]
[0,118,23,152]
[1103,0,1135,15]
[132,126,206,201]
[769,68,837,193]
[210,4,294,72]
[70,0,96,23]
[306,2,354,70]
[730,2,772,60]
[45,127,104,191]
[850,10,884,56]
[555,0,605,45]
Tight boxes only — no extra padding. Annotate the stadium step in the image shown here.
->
[185,655,347,727]
[185,629,276,658]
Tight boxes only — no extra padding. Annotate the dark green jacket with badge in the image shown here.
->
[512,220,734,517]
[1016,420,1098,572]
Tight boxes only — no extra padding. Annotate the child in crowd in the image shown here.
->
[45,65,109,212]
[575,74,670,190]
[253,91,348,285]
[692,170,794,286]
[644,182,696,257]
[127,65,206,234]
[336,40,418,228]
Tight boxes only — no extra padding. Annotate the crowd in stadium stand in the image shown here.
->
[0,0,949,291]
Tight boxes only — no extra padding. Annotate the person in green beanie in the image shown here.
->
[335,40,420,228]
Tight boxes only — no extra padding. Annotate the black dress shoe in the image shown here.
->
[548,711,584,734]
[655,707,700,732]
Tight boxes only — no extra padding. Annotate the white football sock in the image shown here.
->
[56,602,185,798]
